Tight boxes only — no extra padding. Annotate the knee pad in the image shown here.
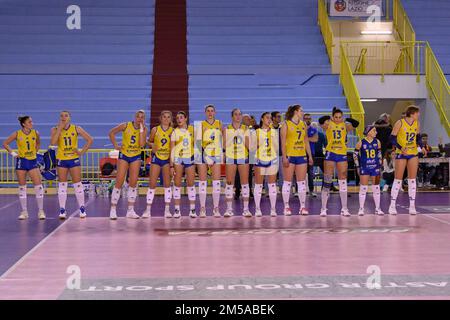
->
[188,186,196,202]
[225,184,234,199]
[111,187,121,205]
[322,175,332,189]
[173,186,181,200]
[254,184,263,193]
[282,181,291,193]
[242,184,250,198]
[199,181,207,194]
[74,182,84,194]
[268,183,277,195]
[146,188,155,204]
[18,185,27,199]
[297,180,306,192]
[360,185,368,194]
[164,187,172,203]
[34,185,44,198]
[212,180,221,194]
[127,187,137,203]
[338,179,347,192]
[372,184,380,193]
[58,182,68,195]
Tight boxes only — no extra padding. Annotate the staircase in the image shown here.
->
[403,0,450,82]
[186,0,348,123]
[0,0,155,148]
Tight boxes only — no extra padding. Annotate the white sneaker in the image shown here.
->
[299,207,309,216]
[224,209,233,218]
[164,211,172,219]
[382,185,389,192]
[59,209,67,220]
[189,209,197,218]
[38,210,46,220]
[213,207,221,218]
[320,209,327,217]
[341,208,351,217]
[283,207,292,216]
[79,206,87,219]
[141,208,151,219]
[270,210,277,217]
[375,208,385,216]
[243,210,252,218]
[126,210,140,219]
[199,208,206,218]
[255,208,263,217]
[173,209,181,219]
[358,208,365,216]
[18,211,29,220]
[109,208,117,220]
[409,206,418,215]
[388,204,397,215]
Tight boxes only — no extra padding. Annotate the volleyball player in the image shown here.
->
[197,105,223,218]
[353,125,384,215]
[170,111,197,218]
[389,105,424,215]
[50,111,93,219]
[3,116,45,220]
[253,112,279,217]
[223,108,251,217]
[108,110,147,220]
[143,111,173,218]
[280,105,314,216]
[318,107,359,217]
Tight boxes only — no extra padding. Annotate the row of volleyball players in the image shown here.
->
[2,104,422,220]
[109,104,359,219]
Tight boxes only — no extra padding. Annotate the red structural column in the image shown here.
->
[150,0,188,126]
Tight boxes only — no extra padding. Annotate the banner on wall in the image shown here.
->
[329,0,384,17]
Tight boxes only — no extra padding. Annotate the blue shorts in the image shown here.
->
[174,156,195,168]
[288,156,307,165]
[16,158,38,171]
[360,167,381,177]
[118,152,140,164]
[325,151,347,163]
[57,158,80,169]
[225,157,249,165]
[255,159,277,168]
[151,154,170,167]
[201,154,222,165]
[396,154,418,160]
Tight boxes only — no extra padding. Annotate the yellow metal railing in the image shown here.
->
[318,0,334,64]
[340,45,365,138]
[355,48,367,74]
[341,41,426,82]
[426,44,450,136]
[393,0,416,71]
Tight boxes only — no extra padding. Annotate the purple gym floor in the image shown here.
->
[0,192,450,299]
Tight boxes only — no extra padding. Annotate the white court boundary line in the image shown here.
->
[0,200,19,213]
[0,198,94,280]
[422,213,450,227]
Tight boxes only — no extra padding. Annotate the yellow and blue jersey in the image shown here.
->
[153,125,173,160]
[325,121,347,155]
[56,124,78,160]
[256,128,278,162]
[172,125,194,159]
[17,129,37,160]
[202,119,222,157]
[121,122,142,157]
[225,124,248,160]
[396,119,418,155]
[285,120,307,157]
